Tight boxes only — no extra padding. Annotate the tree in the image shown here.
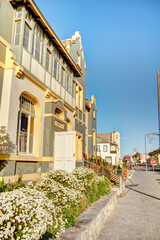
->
[0,126,15,172]
[149,149,160,156]
[0,126,15,154]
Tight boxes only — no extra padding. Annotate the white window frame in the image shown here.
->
[52,57,59,81]
[16,7,22,19]
[46,49,51,72]
[23,22,30,50]
[103,145,108,152]
[32,24,44,64]
[14,20,21,46]
[17,96,36,155]
[66,73,71,93]
[97,145,100,152]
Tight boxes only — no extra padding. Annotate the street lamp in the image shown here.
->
[157,70,160,148]
[145,132,159,172]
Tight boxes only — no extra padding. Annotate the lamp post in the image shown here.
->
[157,70,160,149]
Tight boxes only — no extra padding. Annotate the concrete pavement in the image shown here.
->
[97,171,160,240]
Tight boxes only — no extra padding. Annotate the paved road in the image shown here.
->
[98,171,160,240]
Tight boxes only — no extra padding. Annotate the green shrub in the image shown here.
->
[2,168,111,238]
[0,177,5,192]
[113,165,117,169]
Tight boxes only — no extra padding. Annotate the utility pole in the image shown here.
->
[157,70,160,149]
[145,134,147,172]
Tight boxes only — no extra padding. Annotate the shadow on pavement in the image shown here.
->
[126,186,160,201]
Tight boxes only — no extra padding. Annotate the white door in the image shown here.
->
[54,131,76,172]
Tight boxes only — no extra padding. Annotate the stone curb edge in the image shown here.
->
[60,170,135,240]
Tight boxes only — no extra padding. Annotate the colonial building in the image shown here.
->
[61,32,97,161]
[61,31,86,166]
[0,0,97,181]
[97,131,120,165]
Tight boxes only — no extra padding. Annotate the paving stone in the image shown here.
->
[97,171,160,240]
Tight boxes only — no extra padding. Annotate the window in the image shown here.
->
[111,145,116,151]
[61,67,64,85]
[16,7,22,19]
[55,108,64,120]
[17,96,35,154]
[23,23,30,50]
[52,57,59,80]
[76,84,83,109]
[66,73,71,92]
[14,21,21,45]
[25,13,31,24]
[76,85,79,107]
[46,49,50,72]
[73,81,76,98]
[103,145,108,152]
[79,88,83,109]
[32,24,44,63]
[93,109,96,119]
[97,145,100,152]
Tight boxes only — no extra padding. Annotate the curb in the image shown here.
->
[60,171,135,240]
[60,189,119,240]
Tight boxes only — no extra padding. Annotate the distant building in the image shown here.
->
[97,131,120,165]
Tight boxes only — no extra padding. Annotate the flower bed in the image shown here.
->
[0,168,111,239]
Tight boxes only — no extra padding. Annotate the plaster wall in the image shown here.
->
[0,68,45,156]
[0,0,14,44]
[97,143,116,165]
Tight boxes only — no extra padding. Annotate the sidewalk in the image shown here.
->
[97,171,160,240]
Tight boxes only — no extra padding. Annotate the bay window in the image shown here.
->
[52,57,59,80]
[66,73,71,93]
[23,23,30,50]
[32,24,44,63]
[14,21,21,45]
[46,49,50,72]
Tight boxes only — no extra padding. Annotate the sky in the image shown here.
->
[35,0,160,157]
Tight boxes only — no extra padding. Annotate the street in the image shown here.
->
[97,171,160,240]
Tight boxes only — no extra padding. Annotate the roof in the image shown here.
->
[10,0,82,77]
[97,133,117,145]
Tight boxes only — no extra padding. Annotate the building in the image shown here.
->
[61,31,87,166]
[0,0,96,180]
[61,32,97,161]
[85,96,97,159]
[97,131,120,165]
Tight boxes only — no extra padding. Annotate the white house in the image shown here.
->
[97,133,118,165]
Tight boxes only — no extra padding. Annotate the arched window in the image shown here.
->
[17,95,36,154]
[55,107,64,120]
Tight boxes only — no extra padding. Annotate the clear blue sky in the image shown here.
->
[35,0,160,156]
